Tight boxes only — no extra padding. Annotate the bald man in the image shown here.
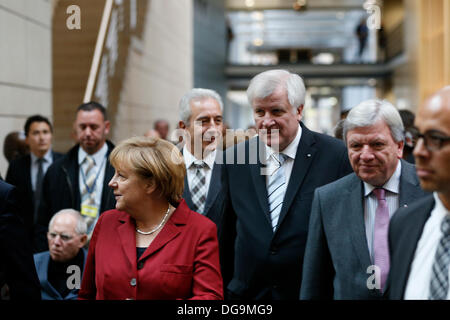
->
[387,86,450,299]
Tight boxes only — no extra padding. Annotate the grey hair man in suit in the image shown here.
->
[223,70,353,300]
[177,88,231,287]
[388,86,450,300]
[300,99,428,300]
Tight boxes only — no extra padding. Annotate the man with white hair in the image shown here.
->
[178,88,232,286]
[223,69,353,299]
[300,99,427,299]
[33,209,87,300]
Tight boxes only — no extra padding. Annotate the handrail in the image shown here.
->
[83,0,114,103]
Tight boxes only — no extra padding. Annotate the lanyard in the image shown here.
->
[81,155,106,194]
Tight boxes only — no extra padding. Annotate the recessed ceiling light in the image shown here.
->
[245,0,255,8]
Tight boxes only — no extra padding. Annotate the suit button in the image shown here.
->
[130,278,137,286]
[270,251,277,255]
[137,261,144,270]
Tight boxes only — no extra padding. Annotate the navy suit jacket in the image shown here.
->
[6,151,63,243]
[386,195,435,299]
[223,123,353,299]
[34,249,87,300]
[300,160,428,300]
[0,180,41,299]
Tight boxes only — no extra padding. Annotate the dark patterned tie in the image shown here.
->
[34,157,44,223]
[190,161,207,214]
[429,214,450,300]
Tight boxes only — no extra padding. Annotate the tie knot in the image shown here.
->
[441,215,450,236]
[192,161,206,169]
[373,188,386,201]
[36,157,44,164]
[275,153,287,165]
[85,155,95,166]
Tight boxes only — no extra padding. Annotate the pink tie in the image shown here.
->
[373,188,390,292]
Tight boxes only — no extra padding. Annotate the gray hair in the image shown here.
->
[178,88,223,125]
[247,69,306,111]
[48,209,87,235]
[343,99,405,145]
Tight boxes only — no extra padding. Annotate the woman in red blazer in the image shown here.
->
[78,136,223,300]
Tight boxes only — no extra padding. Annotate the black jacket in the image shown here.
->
[34,141,116,252]
[223,123,353,300]
[0,180,41,300]
[5,151,63,243]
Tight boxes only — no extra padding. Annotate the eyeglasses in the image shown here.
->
[47,232,74,242]
[410,128,450,151]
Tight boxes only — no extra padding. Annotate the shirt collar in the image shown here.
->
[364,159,402,197]
[432,192,450,218]
[183,144,216,170]
[265,123,302,162]
[78,143,108,166]
[30,149,53,163]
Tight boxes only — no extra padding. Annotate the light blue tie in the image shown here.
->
[267,153,287,231]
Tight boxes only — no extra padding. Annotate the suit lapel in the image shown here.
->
[395,198,434,296]
[346,176,373,269]
[182,175,194,209]
[117,215,137,269]
[275,125,316,232]
[203,162,221,216]
[251,138,271,226]
[398,160,422,207]
[25,155,33,200]
[139,207,185,261]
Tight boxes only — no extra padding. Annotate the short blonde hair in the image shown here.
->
[109,136,186,205]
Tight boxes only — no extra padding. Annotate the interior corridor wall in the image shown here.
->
[112,0,193,143]
[0,0,52,177]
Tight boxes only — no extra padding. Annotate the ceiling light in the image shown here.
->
[252,38,263,46]
[245,0,255,8]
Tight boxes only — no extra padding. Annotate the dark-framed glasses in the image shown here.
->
[410,128,450,151]
[47,231,74,242]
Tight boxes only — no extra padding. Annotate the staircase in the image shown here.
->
[52,0,148,152]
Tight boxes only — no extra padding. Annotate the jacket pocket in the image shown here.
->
[160,264,193,274]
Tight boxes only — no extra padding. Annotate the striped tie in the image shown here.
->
[429,215,450,300]
[81,155,97,233]
[267,153,287,231]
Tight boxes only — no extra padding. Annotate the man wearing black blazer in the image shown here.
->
[388,86,450,300]
[35,102,116,252]
[223,69,353,300]
[300,100,428,300]
[178,88,232,286]
[6,115,63,248]
[0,180,41,299]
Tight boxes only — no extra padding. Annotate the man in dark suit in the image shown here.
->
[177,88,231,285]
[388,86,450,300]
[223,69,353,300]
[6,115,63,248]
[300,99,428,300]
[0,180,41,299]
[35,102,116,252]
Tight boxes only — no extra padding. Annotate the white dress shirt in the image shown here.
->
[363,160,401,261]
[78,143,108,211]
[264,123,302,188]
[183,145,216,208]
[30,149,53,191]
[404,192,450,300]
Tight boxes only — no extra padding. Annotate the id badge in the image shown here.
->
[81,204,99,218]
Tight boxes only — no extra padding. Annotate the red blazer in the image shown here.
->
[78,199,223,300]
